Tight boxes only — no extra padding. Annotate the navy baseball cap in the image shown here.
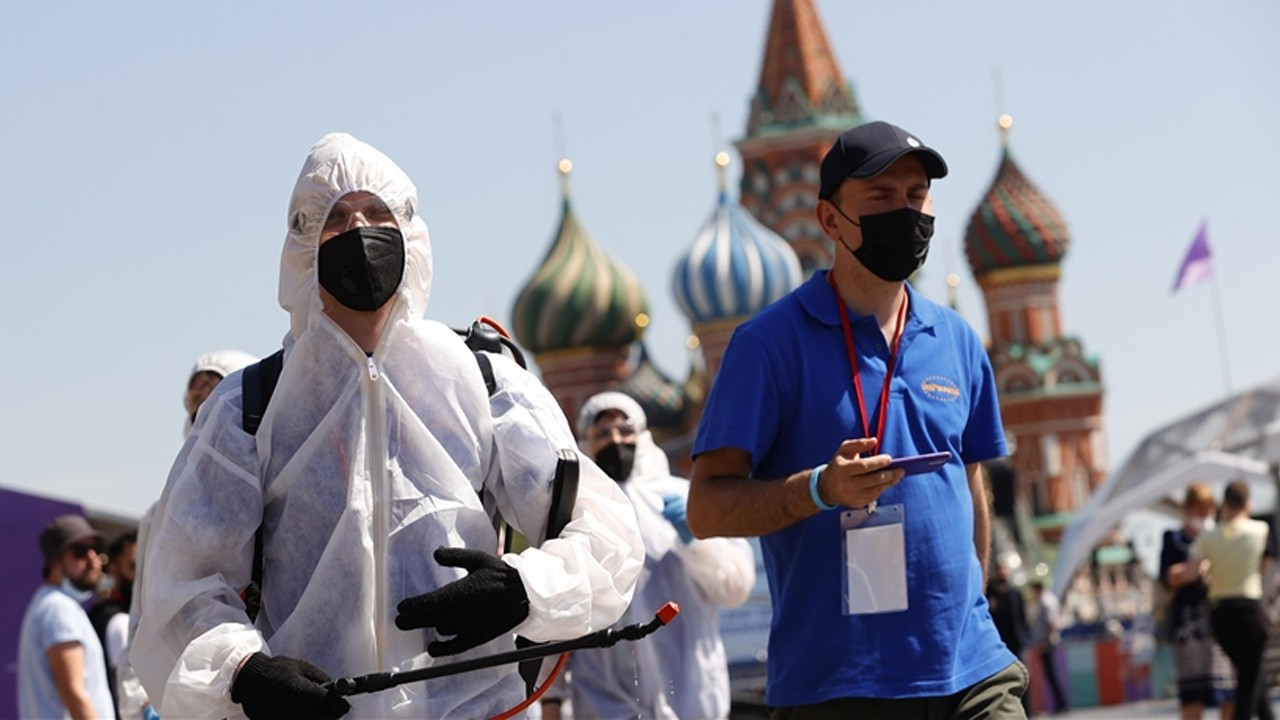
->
[818,121,948,200]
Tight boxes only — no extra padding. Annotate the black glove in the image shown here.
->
[230,652,350,720]
[395,547,530,657]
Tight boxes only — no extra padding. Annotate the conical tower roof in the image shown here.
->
[964,117,1070,277]
[673,153,802,324]
[747,0,861,137]
[513,161,649,354]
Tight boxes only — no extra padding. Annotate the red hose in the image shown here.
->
[488,652,569,720]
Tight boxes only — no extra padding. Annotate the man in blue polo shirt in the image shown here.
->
[688,120,1027,718]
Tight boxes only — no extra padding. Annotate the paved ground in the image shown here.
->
[733,691,1279,718]
[734,696,1276,718]
[1053,698,1181,718]
[1057,696,1278,718]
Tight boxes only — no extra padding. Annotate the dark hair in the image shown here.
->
[1224,480,1250,511]
[108,531,138,561]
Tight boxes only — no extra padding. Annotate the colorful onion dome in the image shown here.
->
[512,160,649,354]
[964,116,1070,277]
[673,152,802,324]
[617,344,689,434]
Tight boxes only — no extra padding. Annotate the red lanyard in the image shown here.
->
[827,272,908,453]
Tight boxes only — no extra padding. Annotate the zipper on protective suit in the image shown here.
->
[365,353,390,672]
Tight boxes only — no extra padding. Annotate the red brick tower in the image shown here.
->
[964,116,1106,525]
[736,0,863,274]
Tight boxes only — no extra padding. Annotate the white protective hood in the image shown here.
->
[573,393,755,719]
[184,349,258,436]
[191,349,260,380]
[134,133,643,719]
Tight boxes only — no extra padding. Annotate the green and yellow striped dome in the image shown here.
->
[513,165,648,354]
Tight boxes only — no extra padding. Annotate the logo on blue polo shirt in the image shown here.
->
[921,375,961,402]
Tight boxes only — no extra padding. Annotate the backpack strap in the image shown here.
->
[242,349,284,436]
[516,450,581,695]
[474,352,497,397]
[546,450,579,541]
[239,349,283,621]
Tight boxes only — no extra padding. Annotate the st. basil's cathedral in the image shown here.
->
[511,0,1107,569]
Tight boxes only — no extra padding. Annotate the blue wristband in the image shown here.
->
[809,464,836,511]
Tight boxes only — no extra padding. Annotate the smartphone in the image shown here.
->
[884,451,953,476]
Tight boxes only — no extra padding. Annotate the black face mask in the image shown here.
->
[833,206,934,282]
[317,226,405,311]
[595,443,636,483]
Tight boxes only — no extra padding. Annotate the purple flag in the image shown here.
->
[1171,221,1212,293]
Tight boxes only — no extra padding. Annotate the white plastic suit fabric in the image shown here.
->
[116,503,155,720]
[576,391,648,439]
[124,353,257,718]
[133,133,643,719]
[568,394,755,719]
[190,349,259,380]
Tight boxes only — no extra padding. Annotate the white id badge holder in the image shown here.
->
[840,503,908,615]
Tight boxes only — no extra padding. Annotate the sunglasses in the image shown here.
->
[69,543,102,560]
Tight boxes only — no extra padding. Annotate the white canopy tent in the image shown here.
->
[1052,376,1280,598]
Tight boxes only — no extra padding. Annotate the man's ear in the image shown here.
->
[816,199,843,244]
[814,196,855,245]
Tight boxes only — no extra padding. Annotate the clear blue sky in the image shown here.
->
[2,1,1277,519]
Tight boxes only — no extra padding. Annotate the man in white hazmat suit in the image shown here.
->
[552,391,754,719]
[133,133,644,719]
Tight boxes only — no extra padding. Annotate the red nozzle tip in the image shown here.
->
[656,602,680,624]
[479,315,513,339]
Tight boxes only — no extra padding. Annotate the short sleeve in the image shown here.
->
[959,328,1007,464]
[692,329,780,470]
[36,595,85,652]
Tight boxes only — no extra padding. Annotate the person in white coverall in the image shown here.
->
[547,391,754,719]
[133,133,643,720]
[118,349,259,720]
